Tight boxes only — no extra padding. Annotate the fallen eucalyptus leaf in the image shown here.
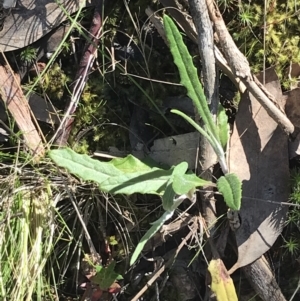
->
[228,67,289,273]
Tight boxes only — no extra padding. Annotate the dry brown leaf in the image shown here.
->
[0,65,45,160]
[0,0,94,51]
[228,67,289,274]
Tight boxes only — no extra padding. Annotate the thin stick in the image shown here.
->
[54,1,104,145]
[206,0,294,136]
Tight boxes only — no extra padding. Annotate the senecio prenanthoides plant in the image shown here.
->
[48,15,242,267]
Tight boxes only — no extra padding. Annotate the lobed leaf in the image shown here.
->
[49,148,215,268]
[166,24,229,173]
[163,15,219,142]
[49,148,173,195]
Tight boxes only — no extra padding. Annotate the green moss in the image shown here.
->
[222,0,300,88]
[30,63,70,102]
[69,72,132,152]
[19,46,37,64]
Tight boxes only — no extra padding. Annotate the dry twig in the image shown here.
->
[206,0,294,136]
[54,1,104,146]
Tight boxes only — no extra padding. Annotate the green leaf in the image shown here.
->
[49,149,213,197]
[171,109,213,144]
[171,109,222,157]
[49,148,121,183]
[49,148,174,195]
[108,236,118,246]
[161,161,188,209]
[173,173,212,195]
[217,173,242,210]
[110,155,153,173]
[162,180,176,211]
[130,211,174,265]
[163,15,219,142]
[164,15,230,174]
[49,147,217,269]
[217,104,229,149]
[173,161,188,176]
[91,261,122,290]
[100,169,172,195]
[116,274,124,281]
[171,109,228,174]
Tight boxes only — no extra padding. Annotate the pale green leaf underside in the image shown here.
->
[111,155,154,173]
[49,148,174,195]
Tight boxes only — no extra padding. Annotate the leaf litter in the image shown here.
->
[228,67,290,273]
